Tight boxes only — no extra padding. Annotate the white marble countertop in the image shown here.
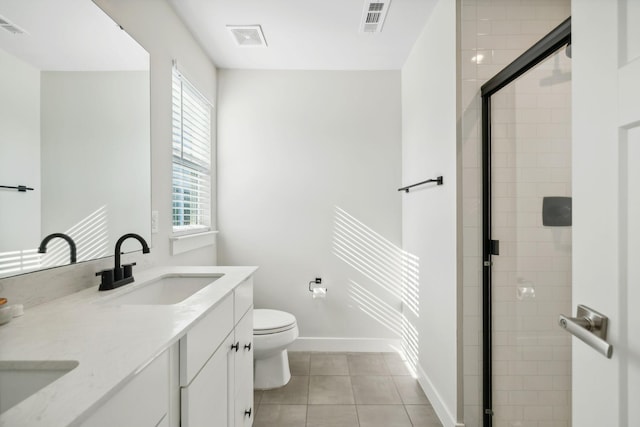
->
[0,265,257,427]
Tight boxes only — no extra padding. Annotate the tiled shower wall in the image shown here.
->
[459,1,571,426]
[490,50,572,427]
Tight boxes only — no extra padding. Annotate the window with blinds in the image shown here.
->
[172,68,212,233]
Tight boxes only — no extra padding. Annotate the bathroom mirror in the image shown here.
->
[0,0,151,279]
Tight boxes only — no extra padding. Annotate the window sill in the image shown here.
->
[170,230,218,255]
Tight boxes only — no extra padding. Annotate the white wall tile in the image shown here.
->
[477,5,507,21]
[491,20,522,35]
[460,2,571,425]
[524,405,553,420]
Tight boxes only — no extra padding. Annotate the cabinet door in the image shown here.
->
[180,294,234,386]
[235,309,253,427]
[79,350,169,427]
[181,333,234,427]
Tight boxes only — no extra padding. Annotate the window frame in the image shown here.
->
[171,66,213,236]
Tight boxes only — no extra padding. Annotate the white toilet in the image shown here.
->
[253,309,299,390]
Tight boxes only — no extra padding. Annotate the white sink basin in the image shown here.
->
[105,274,222,305]
[0,360,79,414]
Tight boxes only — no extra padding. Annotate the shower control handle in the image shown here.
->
[558,305,612,358]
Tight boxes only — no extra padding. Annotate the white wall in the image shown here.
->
[218,70,402,346]
[0,50,41,259]
[401,0,460,425]
[40,71,150,261]
[0,0,218,307]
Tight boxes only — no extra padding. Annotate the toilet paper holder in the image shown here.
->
[308,277,327,296]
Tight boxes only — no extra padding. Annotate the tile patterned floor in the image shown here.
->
[253,352,444,427]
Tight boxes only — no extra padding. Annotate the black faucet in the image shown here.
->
[38,233,77,264]
[96,233,150,291]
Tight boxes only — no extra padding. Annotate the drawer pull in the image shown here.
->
[244,342,252,351]
[231,342,239,352]
[245,408,252,418]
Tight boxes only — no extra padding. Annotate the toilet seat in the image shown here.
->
[254,309,297,335]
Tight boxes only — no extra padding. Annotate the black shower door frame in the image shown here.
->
[479,17,571,427]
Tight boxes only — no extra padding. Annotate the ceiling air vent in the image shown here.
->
[227,25,268,48]
[0,15,28,35]
[359,0,391,33]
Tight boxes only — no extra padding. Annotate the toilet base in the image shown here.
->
[254,349,291,390]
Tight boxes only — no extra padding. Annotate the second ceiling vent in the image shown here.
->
[359,0,391,33]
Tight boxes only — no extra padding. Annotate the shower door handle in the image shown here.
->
[558,305,613,358]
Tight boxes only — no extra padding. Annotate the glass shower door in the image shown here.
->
[490,48,572,427]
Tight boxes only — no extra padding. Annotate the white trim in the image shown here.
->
[172,225,211,237]
[170,231,218,255]
[290,337,401,353]
[415,363,465,427]
[172,60,214,107]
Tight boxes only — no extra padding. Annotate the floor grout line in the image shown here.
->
[255,352,440,427]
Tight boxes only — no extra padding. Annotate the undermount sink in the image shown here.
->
[104,274,222,305]
[0,360,79,414]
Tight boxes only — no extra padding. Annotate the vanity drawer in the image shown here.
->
[234,277,253,324]
[180,293,234,386]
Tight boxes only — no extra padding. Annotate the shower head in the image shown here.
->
[540,50,571,86]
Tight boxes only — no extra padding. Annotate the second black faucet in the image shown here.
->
[96,233,150,291]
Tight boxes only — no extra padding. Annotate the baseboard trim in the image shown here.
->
[415,363,465,427]
[290,337,402,353]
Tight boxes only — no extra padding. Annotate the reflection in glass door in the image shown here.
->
[490,47,572,427]
[480,17,572,427]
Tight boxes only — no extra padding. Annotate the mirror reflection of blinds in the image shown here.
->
[172,68,211,232]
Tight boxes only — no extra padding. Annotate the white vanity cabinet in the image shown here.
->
[0,267,259,427]
[79,349,170,427]
[180,277,254,427]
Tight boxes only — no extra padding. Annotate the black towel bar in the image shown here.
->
[0,185,34,192]
[398,176,443,193]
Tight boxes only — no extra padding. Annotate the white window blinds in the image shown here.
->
[172,67,212,233]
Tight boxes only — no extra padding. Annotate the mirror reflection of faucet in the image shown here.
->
[96,233,150,291]
[38,233,77,264]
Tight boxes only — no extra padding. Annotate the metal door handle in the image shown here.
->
[558,304,613,358]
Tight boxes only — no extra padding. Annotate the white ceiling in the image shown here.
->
[168,0,437,70]
[0,0,148,71]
